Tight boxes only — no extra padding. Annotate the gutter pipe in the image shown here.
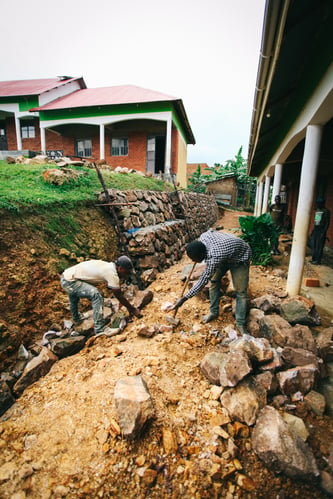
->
[247,0,290,174]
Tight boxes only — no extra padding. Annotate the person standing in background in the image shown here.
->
[310,198,330,265]
[269,195,286,255]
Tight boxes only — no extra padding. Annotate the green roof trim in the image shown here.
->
[38,101,174,121]
[38,100,193,144]
[171,108,187,143]
[0,96,39,109]
[19,97,39,112]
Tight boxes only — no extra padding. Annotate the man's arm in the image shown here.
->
[112,288,143,318]
[324,209,331,232]
[184,258,218,300]
[170,260,217,312]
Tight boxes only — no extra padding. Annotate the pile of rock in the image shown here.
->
[6,154,88,166]
[0,288,153,416]
[2,276,333,493]
[196,293,333,492]
[99,290,333,492]
[53,290,333,492]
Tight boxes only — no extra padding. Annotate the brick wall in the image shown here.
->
[5,117,17,149]
[5,117,73,154]
[103,131,147,172]
[284,170,333,250]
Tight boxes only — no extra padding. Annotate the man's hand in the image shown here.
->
[129,307,143,319]
[169,296,187,311]
[113,288,143,319]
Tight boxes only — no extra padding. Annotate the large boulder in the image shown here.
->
[252,406,319,480]
[114,375,155,438]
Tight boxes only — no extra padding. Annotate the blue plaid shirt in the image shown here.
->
[184,229,251,299]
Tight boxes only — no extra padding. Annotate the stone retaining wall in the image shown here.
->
[97,189,219,282]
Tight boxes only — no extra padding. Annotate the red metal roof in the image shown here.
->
[0,77,195,144]
[0,77,85,97]
[33,85,178,110]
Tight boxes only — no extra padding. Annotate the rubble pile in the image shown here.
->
[6,154,90,167]
[0,287,153,414]
[1,205,333,497]
[2,276,333,496]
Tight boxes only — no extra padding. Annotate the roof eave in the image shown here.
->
[174,99,196,145]
[247,0,290,176]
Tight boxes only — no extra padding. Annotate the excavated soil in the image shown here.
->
[1,209,333,498]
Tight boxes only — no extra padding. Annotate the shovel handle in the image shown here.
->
[173,262,196,317]
[181,262,196,295]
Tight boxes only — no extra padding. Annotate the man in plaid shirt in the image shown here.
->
[171,229,252,334]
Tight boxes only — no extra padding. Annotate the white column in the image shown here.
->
[14,115,22,150]
[40,126,46,154]
[256,181,264,216]
[254,184,260,216]
[165,115,172,176]
[99,124,105,160]
[286,125,323,296]
[272,163,283,200]
[262,175,271,213]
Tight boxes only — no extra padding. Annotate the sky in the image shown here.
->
[2,0,266,166]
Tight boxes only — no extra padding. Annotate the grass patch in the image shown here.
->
[44,214,81,247]
[0,161,173,212]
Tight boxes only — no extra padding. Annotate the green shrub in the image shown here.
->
[239,213,280,265]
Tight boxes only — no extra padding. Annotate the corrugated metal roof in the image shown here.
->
[33,85,178,110]
[0,77,84,97]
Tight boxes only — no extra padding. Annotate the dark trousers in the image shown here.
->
[209,261,250,326]
[312,228,326,263]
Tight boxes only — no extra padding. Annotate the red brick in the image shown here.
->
[304,278,320,287]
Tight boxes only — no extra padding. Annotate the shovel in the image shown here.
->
[166,262,196,325]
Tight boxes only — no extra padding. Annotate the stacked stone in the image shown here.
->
[97,188,219,277]
[128,220,187,272]
[169,190,219,239]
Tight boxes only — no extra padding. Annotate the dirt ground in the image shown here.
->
[1,209,333,498]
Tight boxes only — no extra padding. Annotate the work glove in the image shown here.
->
[170,296,187,311]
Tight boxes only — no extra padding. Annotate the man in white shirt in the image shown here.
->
[61,256,142,335]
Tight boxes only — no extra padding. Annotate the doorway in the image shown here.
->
[146,135,166,175]
[0,122,8,150]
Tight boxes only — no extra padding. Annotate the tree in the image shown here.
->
[187,147,256,209]
[187,164,209,193]
[210,146,247,179]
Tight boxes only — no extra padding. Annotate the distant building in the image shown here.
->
[0,76,195,187]
[205,174,237,206]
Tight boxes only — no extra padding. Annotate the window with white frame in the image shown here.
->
[75,139,92,157]
[21,121,35,139]
[111,137,128,156]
